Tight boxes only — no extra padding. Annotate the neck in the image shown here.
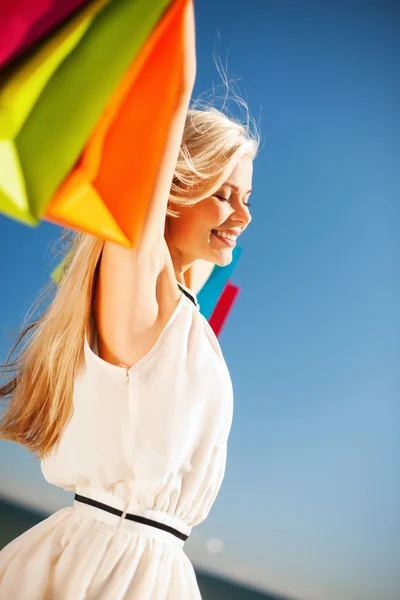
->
[164,236,215,295]
[165,237,194,288]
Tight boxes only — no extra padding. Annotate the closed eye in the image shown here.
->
[214,193,251,209]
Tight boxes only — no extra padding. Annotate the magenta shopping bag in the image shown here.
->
[0,0,89,68]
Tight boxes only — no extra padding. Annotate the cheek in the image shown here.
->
[197,200,229,226]
[171,200,229,241]
[172,209,204,240]
[181,205,214,231]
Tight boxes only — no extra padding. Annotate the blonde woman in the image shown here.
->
[0,3,258,599]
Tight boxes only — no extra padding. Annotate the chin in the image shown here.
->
[213,251,233,268]
[195,244,234,267]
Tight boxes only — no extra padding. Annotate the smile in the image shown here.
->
[211,230,237,248]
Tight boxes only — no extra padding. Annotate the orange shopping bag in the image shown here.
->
[45,0,190,247]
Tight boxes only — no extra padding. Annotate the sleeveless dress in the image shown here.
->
[0,282,234,600]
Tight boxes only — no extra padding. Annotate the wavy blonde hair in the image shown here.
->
[0,102,259,459]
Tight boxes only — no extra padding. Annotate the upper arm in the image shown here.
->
[92,97,190,363]
[92,238,168,367]
[91,98,192,367]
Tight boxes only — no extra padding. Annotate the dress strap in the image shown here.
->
[177,282,198,308]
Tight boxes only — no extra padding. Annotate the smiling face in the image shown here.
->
[165,154,253,269]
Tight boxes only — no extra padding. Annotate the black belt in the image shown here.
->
[74,493,189,542]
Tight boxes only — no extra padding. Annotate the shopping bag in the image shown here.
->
[197,246,243,320]
[209,282,240,337]
[45,0,189,246]
[0,0,90,69]
[0,0,172,225]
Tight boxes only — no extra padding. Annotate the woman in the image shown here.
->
[0,3,258,598]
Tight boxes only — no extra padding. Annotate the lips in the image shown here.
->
[211,230,237,247]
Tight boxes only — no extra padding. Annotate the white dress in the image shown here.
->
[0,283,234,600]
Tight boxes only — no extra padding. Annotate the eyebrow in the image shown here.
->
[222,183,252,195]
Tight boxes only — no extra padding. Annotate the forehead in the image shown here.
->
[222,154,253,192]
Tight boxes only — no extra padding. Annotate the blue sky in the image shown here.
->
[0,1,398,599]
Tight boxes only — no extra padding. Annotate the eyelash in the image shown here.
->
[214,195,251,208]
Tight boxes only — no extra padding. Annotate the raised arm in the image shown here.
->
[92,1,197,367]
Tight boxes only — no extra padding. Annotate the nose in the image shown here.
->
[232,200,252,229]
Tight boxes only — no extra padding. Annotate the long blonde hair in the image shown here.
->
[0,103,259,459]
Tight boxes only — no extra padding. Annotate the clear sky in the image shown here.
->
[0,1,398,599]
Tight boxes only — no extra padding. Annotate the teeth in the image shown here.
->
[213,230,237,241]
